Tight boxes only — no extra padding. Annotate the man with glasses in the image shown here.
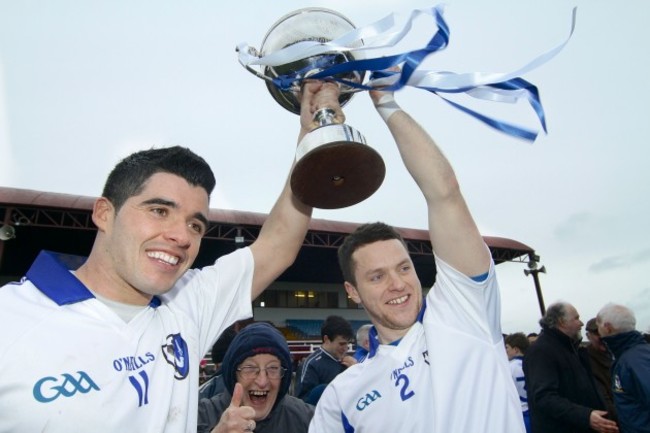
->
[197,322,314,433]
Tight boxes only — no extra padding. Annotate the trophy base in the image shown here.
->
[291,124,385,209]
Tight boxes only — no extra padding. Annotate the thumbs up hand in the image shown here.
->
[210,383,257,433]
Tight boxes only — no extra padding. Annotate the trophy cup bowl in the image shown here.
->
[251,8,386,209]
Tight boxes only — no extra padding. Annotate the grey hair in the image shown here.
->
[597,303,636,333]
[539,302,570,329]
[356,324,373,343]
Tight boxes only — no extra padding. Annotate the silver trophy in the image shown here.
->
[238,8,385,209]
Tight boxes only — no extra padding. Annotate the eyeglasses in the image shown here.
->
[236,365,286,380]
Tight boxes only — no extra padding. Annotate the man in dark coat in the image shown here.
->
[598,303,650,433]
[523,302,619,433]
[585,318,618,423]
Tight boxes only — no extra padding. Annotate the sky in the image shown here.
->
[1,0,649,335]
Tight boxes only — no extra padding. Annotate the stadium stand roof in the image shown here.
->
[0,187,537,286]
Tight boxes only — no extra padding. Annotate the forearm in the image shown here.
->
[376,97,489,275]
[248,83,332,298]
[384,110,459,204]
[250,173,312,299]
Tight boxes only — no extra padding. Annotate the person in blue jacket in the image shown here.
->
[597,303,650,433]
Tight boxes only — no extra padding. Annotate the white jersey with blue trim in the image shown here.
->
[309,253,525,433]
[0,248,253,433]
[509,357,529,412]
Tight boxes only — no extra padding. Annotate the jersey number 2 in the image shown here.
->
[395,374,415,401]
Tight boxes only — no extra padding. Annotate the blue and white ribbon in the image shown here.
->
[237,5,577,142]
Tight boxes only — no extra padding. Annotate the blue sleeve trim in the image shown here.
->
[342,411,355,433]
[470,271,489,282]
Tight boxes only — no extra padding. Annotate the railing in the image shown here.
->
[287,340,321,357]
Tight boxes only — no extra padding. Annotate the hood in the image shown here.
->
[222,322,293,404]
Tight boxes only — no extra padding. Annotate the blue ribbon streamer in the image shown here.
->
[251,5,576,142]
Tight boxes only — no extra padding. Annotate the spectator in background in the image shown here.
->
[199,324,239,400]
[295,315,356,404]
[585,318,618,424]
[523,302,618,433]
[505,332,531,433]
[597,303,650,433]
[353,324,373,362]
[197,322,314,433]
[527,332,539,344]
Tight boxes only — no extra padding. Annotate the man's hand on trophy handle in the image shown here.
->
[370,67,401,122]
[311,80,345,127]
[369,66,400,101]
[299,80,324,135]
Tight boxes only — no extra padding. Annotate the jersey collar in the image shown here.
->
[367,298,428,359]
[26,250,161,308]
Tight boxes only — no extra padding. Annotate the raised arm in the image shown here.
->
[248,83,332,299]
[371,90,490,276]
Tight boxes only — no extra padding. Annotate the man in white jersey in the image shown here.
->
[505,332,532,432]
[0,82,347,432]
[309,85,525,433]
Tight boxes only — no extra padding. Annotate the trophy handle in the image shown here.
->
[314,108,340,127]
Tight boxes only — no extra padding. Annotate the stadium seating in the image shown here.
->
[285,319,371,340]
[286,319,322,339]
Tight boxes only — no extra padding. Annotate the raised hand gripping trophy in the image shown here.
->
[237,8,385,209]
[238,6,574,208]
